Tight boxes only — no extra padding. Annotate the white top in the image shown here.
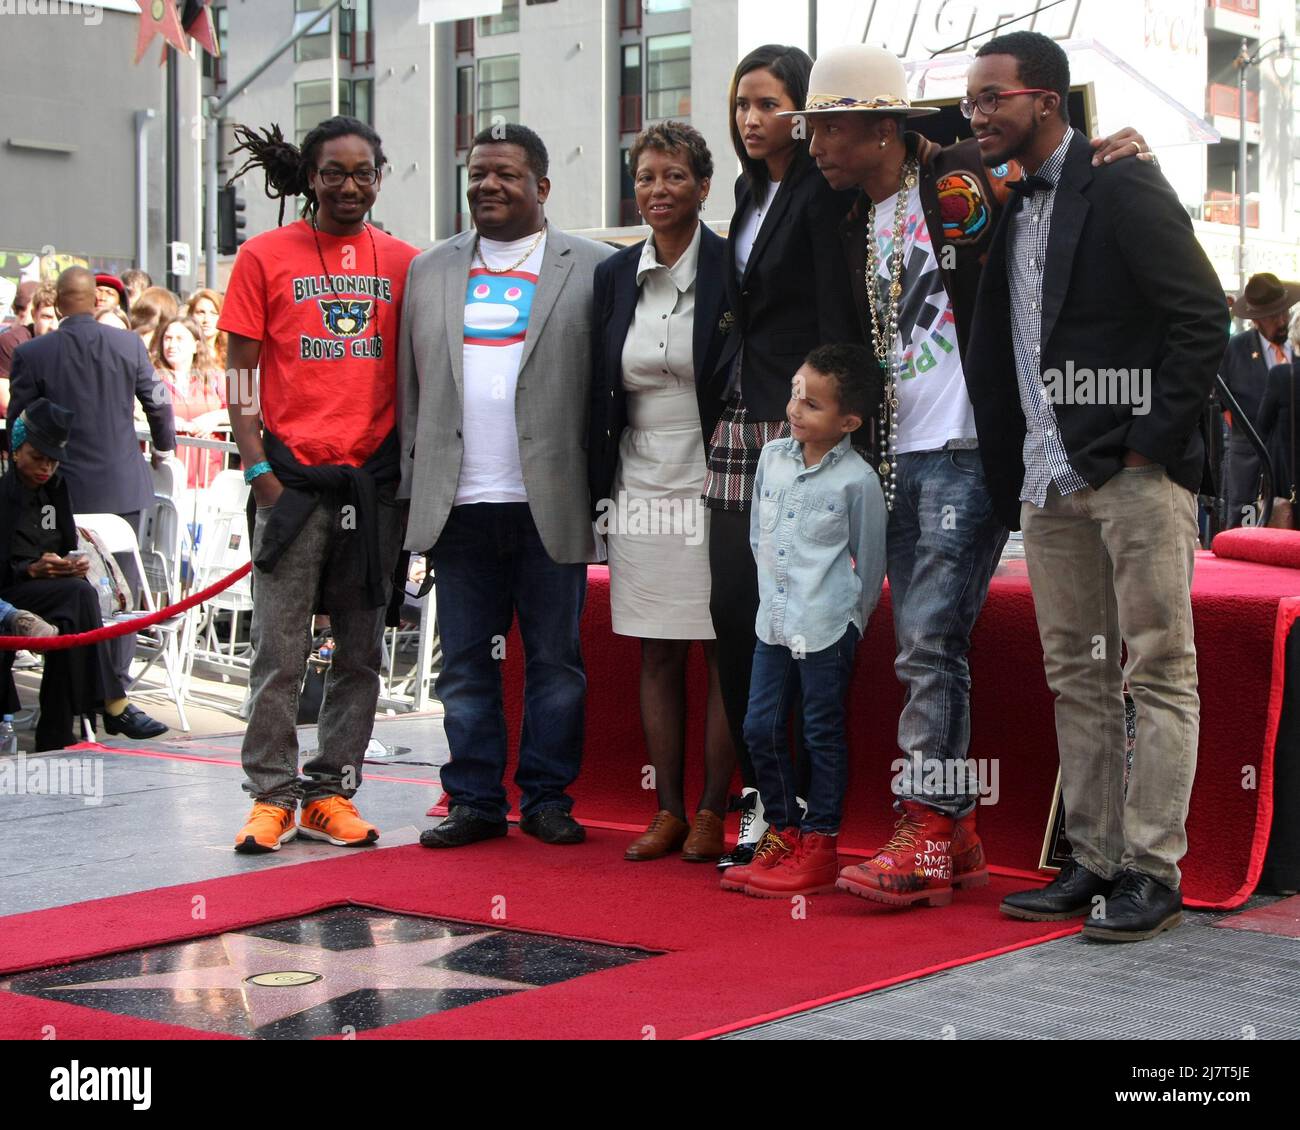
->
[456,229,547,506]
[622,224,701,391]
[733,178,781,279]
[870,182,978,453]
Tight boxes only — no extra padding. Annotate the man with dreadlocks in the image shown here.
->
[219,116,419,854]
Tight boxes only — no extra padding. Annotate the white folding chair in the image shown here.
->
[75,511,190,732]
[183,471,254,697]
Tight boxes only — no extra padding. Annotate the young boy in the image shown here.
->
[722,344,887,896]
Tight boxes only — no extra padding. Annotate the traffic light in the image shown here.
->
[217,185,247,255]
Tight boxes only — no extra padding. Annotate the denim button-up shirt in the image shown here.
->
[750,435,888,652]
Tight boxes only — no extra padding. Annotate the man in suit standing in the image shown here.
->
[400,123,614,848]
[964,33,1227,942]
[1220,273,1299,526]
[7,266,176,722]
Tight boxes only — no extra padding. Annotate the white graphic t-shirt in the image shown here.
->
[871,184,977,453]
[455,230,547,505]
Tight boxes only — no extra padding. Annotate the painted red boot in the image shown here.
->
[952,809,989,889]
[720,827,798,892]
[745,832,839,898]
[837,802,954,908]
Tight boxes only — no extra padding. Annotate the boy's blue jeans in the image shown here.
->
[744,624,859,834]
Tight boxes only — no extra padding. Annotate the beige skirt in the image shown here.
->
[606,386,714,640]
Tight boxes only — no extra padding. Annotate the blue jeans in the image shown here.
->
[744,624,859,834]
[430,503,587,822]
[887,449,1008,817]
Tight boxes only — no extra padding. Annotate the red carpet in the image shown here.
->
[1214,893,1300,939]
[0,830,1075,1041]
[488,552,1299,910]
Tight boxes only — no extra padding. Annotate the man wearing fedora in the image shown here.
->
[1220,272,1300,526]
[790,43,1149,910]
[962,32,1226,941]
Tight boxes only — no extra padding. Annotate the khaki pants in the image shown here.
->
[1021,467,1199,888]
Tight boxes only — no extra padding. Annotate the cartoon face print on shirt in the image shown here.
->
[318,298,374,338]
[464,268,537,347]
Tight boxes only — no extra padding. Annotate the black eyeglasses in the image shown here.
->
[316,167,381,188]
[959,89,1052,119]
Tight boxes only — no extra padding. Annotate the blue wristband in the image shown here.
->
[244,461,273,484]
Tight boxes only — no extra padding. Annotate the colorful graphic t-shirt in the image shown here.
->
[871,183,977,454]
[218,219,419,467]
[454,230,547,506]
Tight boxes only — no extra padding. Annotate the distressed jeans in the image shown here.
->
[887,449,1009,817]
[240,493,401,809]
[1021,469,1200,889]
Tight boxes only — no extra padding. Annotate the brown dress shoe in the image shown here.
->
[624,810,690,861]
[681,810,726,862]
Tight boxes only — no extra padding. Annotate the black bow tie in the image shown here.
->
[1008,174,1053,197]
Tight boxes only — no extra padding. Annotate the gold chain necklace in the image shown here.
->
[863,157,917,511]
[475,226,546,274]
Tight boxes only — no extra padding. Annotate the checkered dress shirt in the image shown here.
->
[1008,129,1090,506]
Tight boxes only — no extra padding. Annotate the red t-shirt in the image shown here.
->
[219,219,419,466]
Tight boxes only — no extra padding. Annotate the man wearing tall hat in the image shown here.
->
[1220,272,1300,526]
[0,399,168,749]
[781,43,1148,910]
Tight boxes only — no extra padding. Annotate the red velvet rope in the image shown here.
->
[0,561,252,652]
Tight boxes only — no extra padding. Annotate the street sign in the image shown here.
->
[170,241,192,277]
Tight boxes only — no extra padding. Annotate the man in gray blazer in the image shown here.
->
[399,123,614,848]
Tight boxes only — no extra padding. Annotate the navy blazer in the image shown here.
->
[1220,328,1277,443]
[965,131,1227,530]
[6,313,176,516]
[587,223,730,512]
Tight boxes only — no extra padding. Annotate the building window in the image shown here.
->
[295,79,370,143]
[620,0,642,30]
[342,0,372,65]
[293,0,332,63]
[647,33,691,121]
[457,66,475,152]
[478,54,520,133]
[202,4,229,84]
[620,44,642,134]
[479,0,519,36]
[619,147,639,227]
[646,0,691,10]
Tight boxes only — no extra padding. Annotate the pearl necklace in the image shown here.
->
[863,157,917,511]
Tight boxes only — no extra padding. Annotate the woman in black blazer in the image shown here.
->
[588,122,734,863]
[704,45,860,871]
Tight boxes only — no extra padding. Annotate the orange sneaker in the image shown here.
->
[299,796,379,847]
[234,803,298,854]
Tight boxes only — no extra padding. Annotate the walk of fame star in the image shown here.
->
[0,909,655,1038]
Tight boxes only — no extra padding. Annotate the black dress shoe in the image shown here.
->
[1081,869,1183,943]
[102,704,168,740]
[1000,858,1114,921]
[419,806,508,848]
[519,807,585,845]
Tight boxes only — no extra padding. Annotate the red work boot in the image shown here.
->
[745,832,840,898]
[951,808,989,889]
[719,827,798,892]
[837,802,954,908]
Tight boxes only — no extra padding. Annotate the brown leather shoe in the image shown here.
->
[681,809,726,862]
[624,810,690,861]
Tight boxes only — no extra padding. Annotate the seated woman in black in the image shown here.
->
[0,398,166,749]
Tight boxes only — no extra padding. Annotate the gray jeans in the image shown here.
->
[240,495,400,808]
[1021,467,1200,888]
